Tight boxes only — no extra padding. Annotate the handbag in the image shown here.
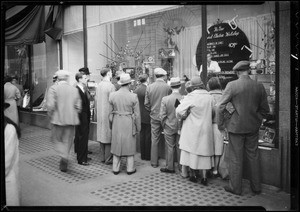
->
[218,141,229,180]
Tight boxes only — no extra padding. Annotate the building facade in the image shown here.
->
[3,2,295,194]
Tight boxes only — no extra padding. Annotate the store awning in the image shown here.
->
[44,5,63,40]
[5,5,45,46]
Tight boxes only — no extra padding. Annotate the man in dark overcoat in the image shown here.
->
[217,60,270,195]
[134,74,151,160]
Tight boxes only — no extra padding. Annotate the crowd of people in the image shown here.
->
[3,60,270,205]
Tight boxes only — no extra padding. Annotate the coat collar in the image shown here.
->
[238,75,251,80]
[191,89,210,95]
[156,78,166,83]
[209,90,222,95]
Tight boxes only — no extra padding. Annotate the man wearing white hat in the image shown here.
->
[159,77,183,173]
[108,73,141,175]
[47,70,82,172]
[217,60,269,195]
[145,67,171,168]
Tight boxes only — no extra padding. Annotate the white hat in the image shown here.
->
[55,70,70,80]
[169,77,181,87]
[154,67,167,75]
[118,73,132,85]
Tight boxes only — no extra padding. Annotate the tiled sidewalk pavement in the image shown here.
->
[18,123,291,210]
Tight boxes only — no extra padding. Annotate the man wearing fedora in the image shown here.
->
[159,77,183,173]
[134,74,151,161]
[96,67,115,164]
[145,67,171,168]
[108,73,141,175]
[217,60,269,195]
[47,70,82,172]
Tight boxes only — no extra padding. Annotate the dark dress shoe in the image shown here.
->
[252,190,262,195]
[224,186,241,195]
[88,151,92,154]
[127,169,136,175]
[201,178,208,186]
[160,168,175,173]
[212,173,221,178]
[60,158,68,172]
[87,157,92,161]
[189,176,198,183]
[113,171,120,175]
[78,161,90,166]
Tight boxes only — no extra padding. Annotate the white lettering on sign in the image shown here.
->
[228,43,238,48]
[213,26,225,32]
[225,31,240,37]
[213,33,225,39]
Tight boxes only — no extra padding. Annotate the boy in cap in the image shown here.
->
[74,72,91,165]
[47,70,82,172]
[159,77,183,173]
[217,60,269,195]
[133,74,151,161]
[145,67,172,168]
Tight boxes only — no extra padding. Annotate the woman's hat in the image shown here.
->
[190,77,204,87]
[118,73,132,85]
[169,77,181,87]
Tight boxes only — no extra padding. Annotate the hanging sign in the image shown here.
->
[196,23,251,72]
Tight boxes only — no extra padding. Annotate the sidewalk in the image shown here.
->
[18,123,290,210]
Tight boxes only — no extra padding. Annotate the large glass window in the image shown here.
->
[4,43,47,111]
[206,2,277,148]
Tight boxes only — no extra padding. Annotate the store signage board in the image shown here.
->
[196,23,251,72]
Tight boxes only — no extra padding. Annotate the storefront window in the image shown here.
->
[5,43,47,112]
[206,2,277,148]
[62,31,84,86]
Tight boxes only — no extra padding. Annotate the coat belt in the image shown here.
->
[111,111,136,135]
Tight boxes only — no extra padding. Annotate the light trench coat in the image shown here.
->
[109,87,141,156]
[176,89,214,156]
[96,79,116,143]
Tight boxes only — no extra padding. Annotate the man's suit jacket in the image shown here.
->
[47,81,81,126]
[144,78,171,121]
[217,75,269,134]
[134,83,150,124]
[76,85,91,122]
[160,92,183,135]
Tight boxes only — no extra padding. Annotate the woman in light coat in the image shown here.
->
[176,77,214,186]
[109,73,141,175]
